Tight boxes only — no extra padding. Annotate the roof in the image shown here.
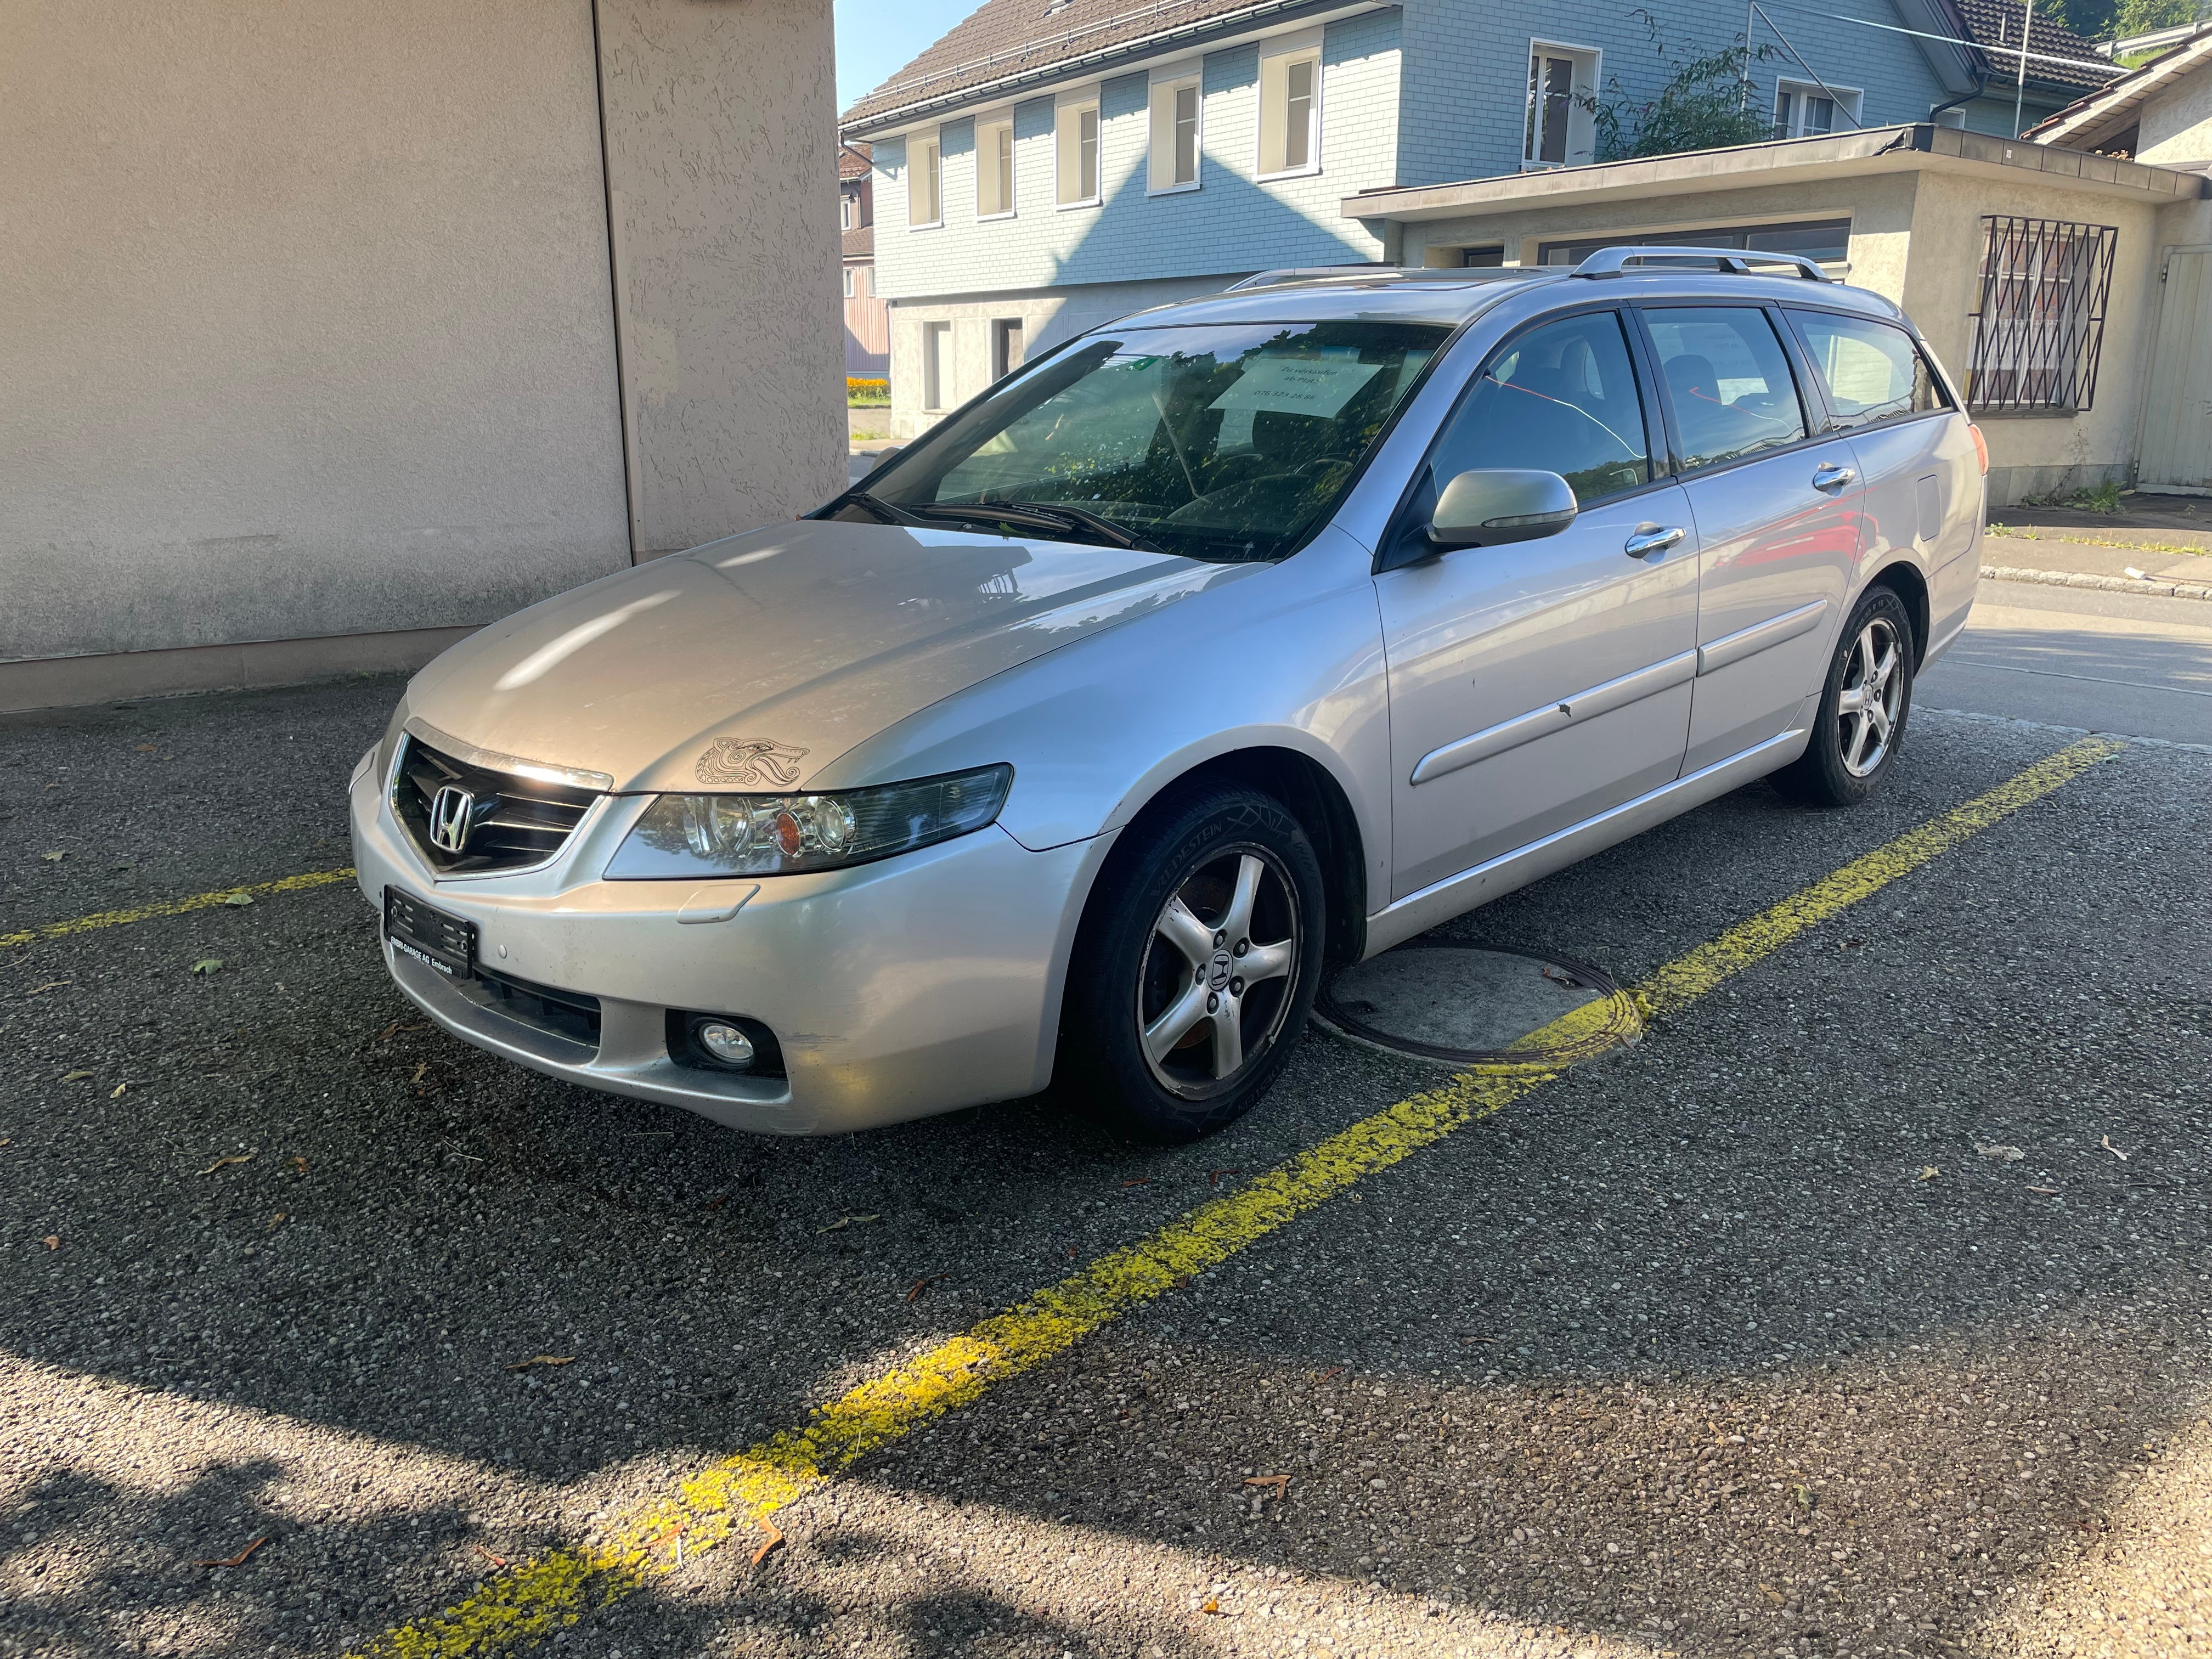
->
[843,222,874,262]
[1342,122,2204,224]
[840,0,1343,133]
[2028,25,2212,149]
[1951,0,2117,91]
[838,141,872,183]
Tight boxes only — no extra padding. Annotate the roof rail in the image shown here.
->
[1570,246,1831,282]
[1225,265,1468,290]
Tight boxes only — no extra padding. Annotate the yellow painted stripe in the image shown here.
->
[353,736,2124,1658]
[0,867,357,951]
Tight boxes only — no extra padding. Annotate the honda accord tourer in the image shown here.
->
[349,251,1984,1141]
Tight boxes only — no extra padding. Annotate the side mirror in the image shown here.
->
[1427,469,1578,549]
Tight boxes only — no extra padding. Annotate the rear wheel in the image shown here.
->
[1058,785,1325,1142]
[1773,586,1915,806]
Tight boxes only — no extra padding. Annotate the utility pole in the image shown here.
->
[2013,0,2034,138]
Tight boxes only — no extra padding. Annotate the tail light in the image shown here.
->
[1968,423,1989,476]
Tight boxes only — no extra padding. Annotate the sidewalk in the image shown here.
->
[1980,531,2212,602]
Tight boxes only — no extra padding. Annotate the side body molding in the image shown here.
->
[1409,650,1699,786]
[1695,598,1830,678]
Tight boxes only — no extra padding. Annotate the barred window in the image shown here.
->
[1966,217,2115,414]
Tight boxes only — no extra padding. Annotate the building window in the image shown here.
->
[1056,95,1100,206]
[1771,81,1861,139]
[922,320,953,411]
[1524,44,1598,168]
[992,318,1025,380]
[840,194,854,230]
[977,115,1015,218]
[843,268,855,298]
[1149,71,1201,191]
[1536,218,1852,267]
[908,132,941,228]
[1258,44,1321,178]
[1966,216,2117,414]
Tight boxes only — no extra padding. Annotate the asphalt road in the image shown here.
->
[2,614,2208,1659]
[1921,578,2212,747]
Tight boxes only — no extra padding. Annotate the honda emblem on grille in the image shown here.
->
[428,785,478,855]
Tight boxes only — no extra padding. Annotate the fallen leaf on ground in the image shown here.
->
[1915,1166,1939,1182]
[1760,1583,1785,1606]
[0,1139,11,1148]
[223,891,255,907]
[30,981,70,995]
[2101,1135,2129,1161]
[196,1538,267,1568]
[703,1193,730,1211]
[1244,1474,1290,1497]
[1207,1169,1242,1186]
[40,851,65,862]
[1121,1178,1152,1187]
[198,1154,254,1176]
[1314,1366,1345,1383]
[376,1022,400,1041]
[906,1274,947,1302]
[110,1083,128,1099]
[134,743,156,753]
[42,1236,60,1251]
[471,1542,509,1569]
[1791,1483,1813,1509]
[267,1212,287,1231]
[505,1354,574,1372]
[1201,1597,1222,1615]
[409,1062,427,1085]
[2028,1185,2059,1196]
[189,959,223,975]
[1974,1141,2025,1161]
[817,1213,879,1233]
[290,1156,309,1176]
[750,1520,784,1567]
[61,1071,93,1082]
[1065,1245,1079,1257]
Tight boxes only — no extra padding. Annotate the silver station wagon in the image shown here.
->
[350,250,1985,1141]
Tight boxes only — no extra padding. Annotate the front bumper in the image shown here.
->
[348,748,1105,1133]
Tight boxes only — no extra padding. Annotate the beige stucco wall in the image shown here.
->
[1898,170,2164,505]
[599,0,846,555]
[2137,63,2212,165]
[0,0,631,663]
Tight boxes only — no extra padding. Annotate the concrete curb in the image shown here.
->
[1980,564,2212,602]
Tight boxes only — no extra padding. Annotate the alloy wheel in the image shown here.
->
[1837,617,1905,778]
[1135,845,1300,1098]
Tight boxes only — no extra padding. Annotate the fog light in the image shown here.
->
[696,1021,755,1067]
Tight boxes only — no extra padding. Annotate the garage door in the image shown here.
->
[2139,245,2212,493]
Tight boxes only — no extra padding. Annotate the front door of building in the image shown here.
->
[2139,246,2212,494]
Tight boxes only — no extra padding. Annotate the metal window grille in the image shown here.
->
[1966,216,2116,414]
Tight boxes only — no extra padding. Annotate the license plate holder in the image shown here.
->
[383,888,477,979]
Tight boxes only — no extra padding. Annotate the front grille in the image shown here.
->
[393,736,599,875]
[457,963,602,1053]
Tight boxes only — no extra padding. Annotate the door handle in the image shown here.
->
[1623,523,1686,560]
[1813,462,1857,490]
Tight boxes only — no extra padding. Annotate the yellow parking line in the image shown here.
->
[340,735,2121,1658]
[0,868,357,952]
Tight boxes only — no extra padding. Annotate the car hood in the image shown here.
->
[404,519,1237,794]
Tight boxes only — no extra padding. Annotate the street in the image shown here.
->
[2,572,2207,1659]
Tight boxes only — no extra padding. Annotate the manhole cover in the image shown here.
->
[1314,943,1640,1068]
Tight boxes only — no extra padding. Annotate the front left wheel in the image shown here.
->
[1057,784,1326,1142]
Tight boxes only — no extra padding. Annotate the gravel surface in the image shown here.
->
[1,680,2205,1659]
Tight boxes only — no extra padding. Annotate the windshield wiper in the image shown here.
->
[837,490,923,526]
[1003,500,1170,554]
[906,499,1167,555]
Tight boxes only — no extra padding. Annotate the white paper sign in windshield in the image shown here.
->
[1209,354,1383,420]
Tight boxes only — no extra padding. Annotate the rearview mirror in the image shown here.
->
[1428,469,1578,549]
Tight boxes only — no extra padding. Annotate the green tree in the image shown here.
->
[1582,12,1781,162]
[2112,0,2208,35]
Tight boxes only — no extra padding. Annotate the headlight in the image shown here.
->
[605,764,1014,879]
[375,702,409,785]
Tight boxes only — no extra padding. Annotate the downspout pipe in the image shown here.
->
[1929,69,1989,125]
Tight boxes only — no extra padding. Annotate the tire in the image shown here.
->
[1771,586,1916,807]
[1057,783,1327,1143]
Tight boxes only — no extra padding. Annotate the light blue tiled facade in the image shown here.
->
[857,0,1957,433]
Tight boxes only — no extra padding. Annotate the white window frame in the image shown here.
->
[842,267,855,298]
[975,113,1016,220]
[921,319,953,411]
[1771,78,1862,139]
[1148,62,1203,195]
[1256,35,1323,181]
[1055,89,1102,210]
[1523,40,1600,170]
[907,129,943,230]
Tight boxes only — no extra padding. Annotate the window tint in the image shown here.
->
[1791,311,1945,430]
[1428,311,1651,504]
[1644,307,1808,470]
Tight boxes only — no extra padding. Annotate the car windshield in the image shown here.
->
[836,320,1451,563]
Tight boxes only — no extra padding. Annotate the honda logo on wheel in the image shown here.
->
[428,785,479,855]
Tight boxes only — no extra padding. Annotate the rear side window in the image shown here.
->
[1643,307,1808,472]
[1427,309,1652,504]
[1788,311,1947,430]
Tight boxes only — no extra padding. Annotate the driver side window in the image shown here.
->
[1428,310,1654,505]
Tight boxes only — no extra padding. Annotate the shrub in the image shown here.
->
[847,376,889,407]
